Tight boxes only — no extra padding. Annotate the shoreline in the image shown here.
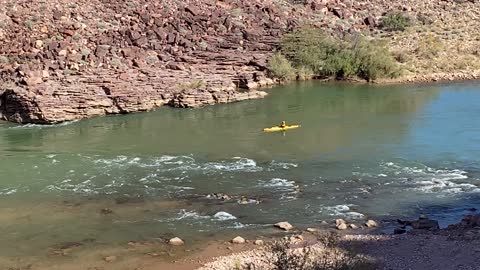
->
[1,71,479,126]
[169,213,480,270]
[2,204,477,270]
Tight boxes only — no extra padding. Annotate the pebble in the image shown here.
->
[100,208,113,215]
[104,255,117,262]
[306,228,317,232]
[35,40,43,49]
[349,224,359,229]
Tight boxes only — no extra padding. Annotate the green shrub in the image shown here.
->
[297,66,315,80]
[267,53,296,81]
[352,37,402,80]
[380,12,412,31]
[281,27,338,75]
[277,27,400,81]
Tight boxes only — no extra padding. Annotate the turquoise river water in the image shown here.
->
[1,81,480,265]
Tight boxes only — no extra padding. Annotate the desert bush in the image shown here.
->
[352,37,402,80]
[271,239,312,270]
[296,66,315,80]
[280,27,338,76]
[277,27,400,81]
[380,11,412,31]
[269,232,377,270]
[393,50,410,63]
[416,34,443,59]
[267,53,297,81]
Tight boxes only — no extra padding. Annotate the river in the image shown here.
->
[1,81,480,265]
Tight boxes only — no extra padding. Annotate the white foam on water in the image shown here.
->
[94,155,129,165]
[213,211,237,221]
[381,162,476,195]
[269,160,299,170]
[0,188,17,195]
[8,120,79,129]
[344,212,366,219]
[261,178,296,188]
[90,155,261,174]
[322,204,365,219]
[259,178,300,201]
[170,185,195,190]
[203,157,262,173]
[228,222,249,229]
[176,210,210,220]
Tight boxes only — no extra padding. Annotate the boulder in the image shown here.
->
[231,236,246,244]
[365,220,378,228]
[411,219,439,230]
[335,219,346,227]
[254,240,264,246]
[168,237,185,246]
[349,224,359,229]
[336,223,348,230]
[275,221,293,231]
[364,16,376,26]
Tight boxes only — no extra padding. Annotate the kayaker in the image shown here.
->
[279,121,287,128]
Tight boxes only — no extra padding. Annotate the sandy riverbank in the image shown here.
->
[3,213,478,270]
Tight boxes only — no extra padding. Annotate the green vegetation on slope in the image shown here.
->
[268,27,401,82]
[380,11,412,32]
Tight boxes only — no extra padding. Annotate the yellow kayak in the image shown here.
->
[263,125,301,132]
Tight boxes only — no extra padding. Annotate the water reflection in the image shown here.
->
[0,82,440,159]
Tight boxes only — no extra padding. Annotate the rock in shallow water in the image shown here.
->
[336,223,348,230]
[336,219,346,227]
[411,219,439,230]
[274,221,293,231]
[365,220,379,228]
